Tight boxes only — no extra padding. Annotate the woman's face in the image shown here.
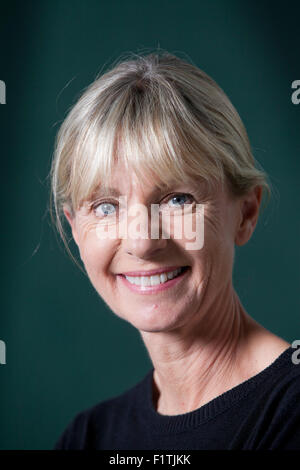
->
[64,160,258,333]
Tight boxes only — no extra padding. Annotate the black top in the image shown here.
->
[54,346,300,450]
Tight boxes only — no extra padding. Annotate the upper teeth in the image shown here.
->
[125,267,184,286]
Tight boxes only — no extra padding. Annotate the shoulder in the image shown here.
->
[263,345,300,400]
[256,346,300,449]
[267,374,300,449]
[53,369,152,450]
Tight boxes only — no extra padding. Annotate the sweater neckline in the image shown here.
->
[141,346,293,434]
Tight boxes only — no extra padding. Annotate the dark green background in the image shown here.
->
[0,0,299,450]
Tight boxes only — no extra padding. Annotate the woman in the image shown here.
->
[51,51,300,450]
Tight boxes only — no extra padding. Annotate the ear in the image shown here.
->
[235,185,262,246]
[63,205,79,246]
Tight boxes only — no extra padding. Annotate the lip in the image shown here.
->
[117,266,190,295]
[119,265,184,276]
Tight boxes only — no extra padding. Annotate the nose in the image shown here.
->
[121,204,168,260]
[125,239,167,260]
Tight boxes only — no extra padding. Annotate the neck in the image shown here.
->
[139,286,264,416]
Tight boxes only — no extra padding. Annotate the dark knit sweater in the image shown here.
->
[54,346,300,450]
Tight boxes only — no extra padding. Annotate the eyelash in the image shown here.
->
[91,193,195,217]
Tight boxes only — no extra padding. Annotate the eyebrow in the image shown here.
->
[93,183,173,198]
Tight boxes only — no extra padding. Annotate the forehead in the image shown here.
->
[110,135,189,188]
[92,175,215,207]
[93,177,179,200]
[102,159,181,193]
[86,135,219,202]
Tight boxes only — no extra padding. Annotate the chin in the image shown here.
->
[128,307,186,333]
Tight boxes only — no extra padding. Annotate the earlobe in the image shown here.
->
[234,186,262,246]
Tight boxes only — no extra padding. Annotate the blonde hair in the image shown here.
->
[49,49,271,265]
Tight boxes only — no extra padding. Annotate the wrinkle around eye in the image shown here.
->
[75,216,102,233]
[204,203,223,238]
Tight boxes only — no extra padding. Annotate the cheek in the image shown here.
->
[199,208,235,278]
[78,227,117,275]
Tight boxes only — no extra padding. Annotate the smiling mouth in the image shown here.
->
[118,266,190,288]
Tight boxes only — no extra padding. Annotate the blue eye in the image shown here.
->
[94,202,117,217]
[167,194,191,207]
[167,193,193,208]
[92,193,194,218]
